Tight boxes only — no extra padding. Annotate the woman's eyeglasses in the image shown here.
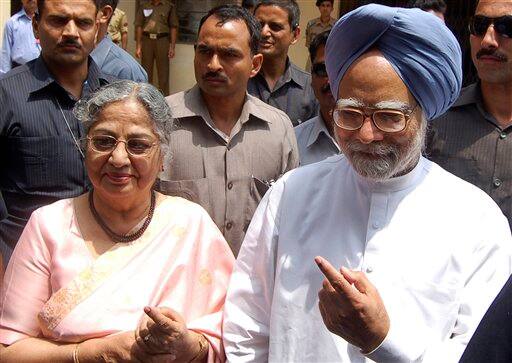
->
[312,62,328,77]
[333,104,417,133]
[469,15,512,39]
[86,135,157,157]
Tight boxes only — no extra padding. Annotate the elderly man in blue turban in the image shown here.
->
[222,4,512,362]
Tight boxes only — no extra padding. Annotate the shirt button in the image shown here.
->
[500,132,507,139]
[372,221,380,229]
[494,178,502,187]
[366,266,373,273]
[226,221,233,230]
[227,181,233,190]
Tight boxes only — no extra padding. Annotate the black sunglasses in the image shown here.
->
[469,15,512,39]
[312,62,328,77]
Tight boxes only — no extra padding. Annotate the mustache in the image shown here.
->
[202,72,228,82]
[345,140,397,156]
[476,48,508,61]
[58,39,81,48]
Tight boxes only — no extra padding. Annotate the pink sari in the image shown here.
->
[0,195,234,362]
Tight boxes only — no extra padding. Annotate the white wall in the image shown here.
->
[0,1,12,48]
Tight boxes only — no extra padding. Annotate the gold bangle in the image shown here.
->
[188,335,208,363]
[72,343,81,363]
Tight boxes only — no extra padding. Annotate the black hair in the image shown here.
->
[36,0,101,19]
[98,0,119,13]
[242,0,259,10]
[197,5,262,55]
[255,0,300,31]
[316,0,333,7]
[406,0,447,14]
[309,30,330,62]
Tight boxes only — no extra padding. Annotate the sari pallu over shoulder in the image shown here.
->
[31,196,233,362]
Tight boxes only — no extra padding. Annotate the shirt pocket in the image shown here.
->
[156,178,210,211]
[6,136,61,190]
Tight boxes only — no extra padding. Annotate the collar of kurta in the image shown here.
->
[352,156,427,193]
[171,84,273,126]
[29,56,109,97]
[306,114,339,150]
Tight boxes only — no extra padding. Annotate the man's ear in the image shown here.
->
[98,5,113,25]
[250,53,264,78]
[290,25,301,45]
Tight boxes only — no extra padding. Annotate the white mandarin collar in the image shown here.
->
[352,157,427,193]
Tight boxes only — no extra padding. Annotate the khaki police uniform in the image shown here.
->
[135,0,178,95]
[304,16,336,71]
[108,8,128,46]
[305,16,336,48]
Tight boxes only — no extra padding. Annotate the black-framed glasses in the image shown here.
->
[333,103,417,133]
[86,135,157,157]
[312,62,328,77]
[469,15,512,39]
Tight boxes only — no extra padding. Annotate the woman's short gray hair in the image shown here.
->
[73,80,173,162]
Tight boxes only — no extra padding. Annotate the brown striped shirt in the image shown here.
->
[160,85,299,255]
[427,82,512,228]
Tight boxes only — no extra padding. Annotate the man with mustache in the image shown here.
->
[0,0,110,263]
[161,5,298,255]
[248,0,319,126]
[295,30,339,165]
[223,5,512,362]
[427,0,512,229]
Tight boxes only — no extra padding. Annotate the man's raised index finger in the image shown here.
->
[315,256,354,296]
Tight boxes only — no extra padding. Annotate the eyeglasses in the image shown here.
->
[312,62,328,77]
[333,104,417,133]
[469,15,512,39]
[86,135,157,157]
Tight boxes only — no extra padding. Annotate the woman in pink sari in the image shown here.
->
[0,80,235,362]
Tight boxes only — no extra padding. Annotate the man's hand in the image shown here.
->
[135,306,202,362]
[135,45,142,59]
[315,256,390,353]
[168,46,175,59]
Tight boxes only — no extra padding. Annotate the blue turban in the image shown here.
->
[325,4,462,121]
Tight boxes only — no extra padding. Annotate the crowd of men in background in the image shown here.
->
[0,0,512,360]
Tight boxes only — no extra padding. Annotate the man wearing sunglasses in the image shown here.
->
[294,30,339,166]
[428,0,512,229]
[223,5,512,362]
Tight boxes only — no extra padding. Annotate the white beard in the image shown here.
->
[339,120,426,181]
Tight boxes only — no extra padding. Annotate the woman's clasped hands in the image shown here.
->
[135,306,208,363]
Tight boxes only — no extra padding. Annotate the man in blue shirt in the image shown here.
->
[0,0,41,74]
[92,0,148,82]
[295,30,339,165]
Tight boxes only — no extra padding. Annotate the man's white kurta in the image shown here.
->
[223,155,512,363]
